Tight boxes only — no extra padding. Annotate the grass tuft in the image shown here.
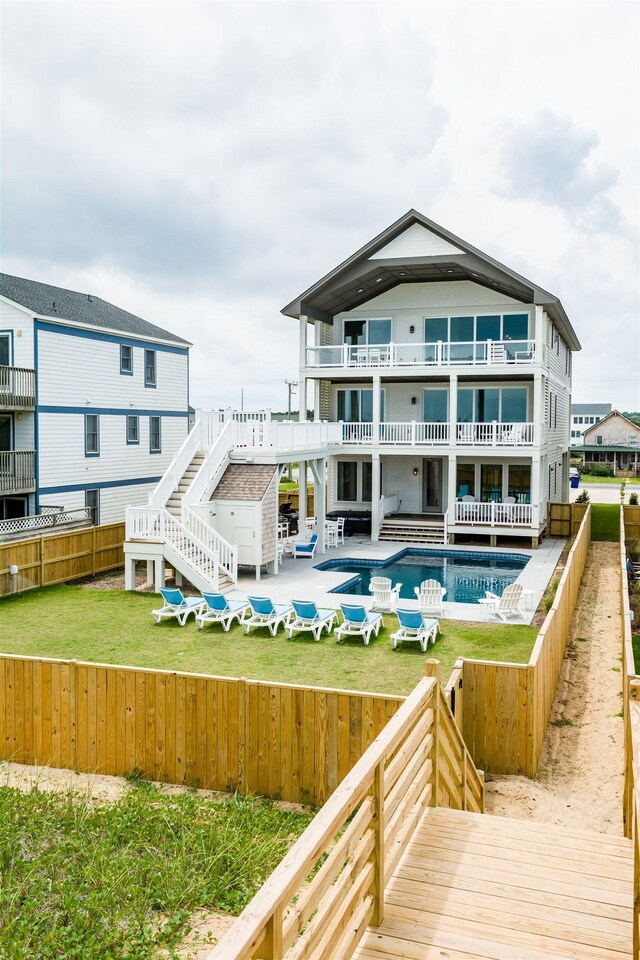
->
[0,785,311,959]
[549,717,573,727]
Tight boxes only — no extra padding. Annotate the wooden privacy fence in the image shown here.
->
[626,681,640,958]
[624,503,640,541]
[547,501,588,538]
[0,655,404,806]
[0,522,124,597]
[211,665,483,960]
[623,507,637,839]
[454,504,592,776]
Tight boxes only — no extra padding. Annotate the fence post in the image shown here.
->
[39,536,45,587]
[263,905,283,959]
[372,760,385,925]
[91,525,96,577]
[425,659,440,805]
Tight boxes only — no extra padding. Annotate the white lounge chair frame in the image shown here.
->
[195,594,251,632]
[415,579,447,617]
[293,534,318,559]
[244,597,294,636]
[477,582,524,621]
[286,601,337,641]
[390,610,440,653]
[369,576,402,613]
[334,605,383,646]
[152,588,205,627]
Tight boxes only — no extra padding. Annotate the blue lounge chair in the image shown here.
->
[293,534,318,559]
[334,603,382,646]
[195,593,251,632]
[390,608,439,653]
[244,596,294,636]
[286,600,337,642]
[151,587,205,626]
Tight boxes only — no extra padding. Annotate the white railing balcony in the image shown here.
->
[454,500,535,527]
[305,339,537,369]
[456,422,534,446]
[233,420,342,452]
[0,451,36,493]
[379,421,449,445]
[0,365,36,408]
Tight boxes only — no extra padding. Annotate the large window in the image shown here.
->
[85,489,99,525]
[423,389,448,422]
[149,416,162,453]
[508,465,531,503]
[120,344,133,375]
[457,386,528,423]
[456,463,475,498]
[481,464,503,502]
[144,350,157,387]
[424,313,530,353]
[0,334,11,366]
[85,414,99,456]
[343,318,391,345]
[126,415,139,444]
[337,389,384,422]
[337,461,358,501]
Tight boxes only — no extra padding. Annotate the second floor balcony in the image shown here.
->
[0,450,36,494]
[0,365,36,409]
[306,339,537,370]
[341,420,535,447]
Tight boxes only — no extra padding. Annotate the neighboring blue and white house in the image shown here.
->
[570,403,611,446]
[0,274,190,528]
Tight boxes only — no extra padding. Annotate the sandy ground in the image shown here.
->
[485,541,625,834]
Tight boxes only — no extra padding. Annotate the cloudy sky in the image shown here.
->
[2,0,638,411]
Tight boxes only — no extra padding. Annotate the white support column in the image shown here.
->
[299,376,307,423]
[531,454,541,530]
[449,373,458,446]
[154,557,165,592]
[299,316,308,423]
[533,371,543,447]
[311,458,327,554]
[314,380,321,421]
[372,373,381,444]
[146,560,154,584]
[371,453,381,541]
[299,460,308,530]
[175,570,183,587]
[125,556,137,591]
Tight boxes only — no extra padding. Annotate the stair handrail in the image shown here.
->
[126,506,224,590]
[186,508,238,584]
[148,412,223,509]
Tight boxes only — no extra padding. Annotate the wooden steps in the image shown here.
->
[353,807,633,960]
[379,516,445,545]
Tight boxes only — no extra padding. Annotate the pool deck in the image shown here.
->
[231,537,565,624]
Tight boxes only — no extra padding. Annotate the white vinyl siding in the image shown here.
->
[0,301,35,367]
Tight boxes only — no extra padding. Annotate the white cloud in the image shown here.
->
[1,0,638,410]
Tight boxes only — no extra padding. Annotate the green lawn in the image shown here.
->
[0,585,538,695]
[590,504,621,542]
[0,783,310,960]
[580,474,640,485]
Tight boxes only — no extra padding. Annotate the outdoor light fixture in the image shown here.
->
[412,467,419,477]
[411,396,417,405]
[409,325,415,334]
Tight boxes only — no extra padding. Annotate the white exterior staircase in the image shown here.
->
[165,453,205,519]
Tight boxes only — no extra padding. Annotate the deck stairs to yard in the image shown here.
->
[165,452,205,519]
[379,514,446,545]
[353,807,633,960]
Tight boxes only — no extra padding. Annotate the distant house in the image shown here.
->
[0,273,191,528]
[570,403,611,446]
[574,410,640,474]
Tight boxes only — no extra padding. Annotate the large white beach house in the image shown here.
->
[0,274,190,528]
[284,209,580,546]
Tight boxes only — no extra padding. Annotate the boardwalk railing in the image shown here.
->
[623,507,638,839]
[451,504,591,775]
[627,681,640,958]
[0,522,123,596]
[210,663,483,960]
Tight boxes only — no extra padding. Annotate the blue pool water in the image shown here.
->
[315,549,529,604]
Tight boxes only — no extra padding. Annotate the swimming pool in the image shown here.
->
[315,549,529,604]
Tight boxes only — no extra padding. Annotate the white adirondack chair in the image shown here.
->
[369,576,402,613]
[414,579,446,617]
[477,582,524,621]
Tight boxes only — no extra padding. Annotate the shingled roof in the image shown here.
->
[212,464,277,501]
[0,273,191,346]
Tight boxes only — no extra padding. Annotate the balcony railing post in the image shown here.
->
[492,420,498,446]
[491,502,496,527]
[411,421,416,446]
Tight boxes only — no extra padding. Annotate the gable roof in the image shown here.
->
[583,409,640,438]
[571,403,612,416]
[0,273,191,346]
[282,209,580,351]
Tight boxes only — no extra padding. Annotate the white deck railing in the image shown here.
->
[454,500,534,527]
[233,420,342,451]
[0,365,36,407]
[148,412,223,509]
[339,421,532,447]
[306,339,536,369]
[0,451,36,492]
[126,507,227,590]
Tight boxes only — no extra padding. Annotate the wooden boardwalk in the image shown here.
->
[354,807,633,960]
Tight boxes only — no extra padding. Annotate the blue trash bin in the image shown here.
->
[570,475,579,489]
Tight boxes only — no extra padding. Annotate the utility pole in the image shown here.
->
[285,379,298,480]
